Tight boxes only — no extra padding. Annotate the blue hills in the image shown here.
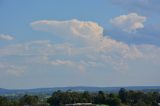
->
[0,86,160,95]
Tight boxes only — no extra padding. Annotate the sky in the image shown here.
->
[0,0,160,89]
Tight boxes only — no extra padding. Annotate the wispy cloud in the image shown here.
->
[0,63,25,76]
[0,34,14,41]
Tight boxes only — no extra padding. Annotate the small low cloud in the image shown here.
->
[110,13,146,33]
[0,34,14,41]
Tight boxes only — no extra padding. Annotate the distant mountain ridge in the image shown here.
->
[0,86,160,95]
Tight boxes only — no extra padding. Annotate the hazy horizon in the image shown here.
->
[1,85,160,90]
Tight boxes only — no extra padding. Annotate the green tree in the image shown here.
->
[119,88,128,103]
[20,95,39,106]
[82,91,92,103]
[107,93,121,106]
[94,91,106,104]
[0,96,8,106]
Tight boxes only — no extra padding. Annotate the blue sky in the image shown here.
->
[0,0,160,89]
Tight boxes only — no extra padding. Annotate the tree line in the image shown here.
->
[0,88,160,106]
[0,94,41,106]
[47,88,160,106]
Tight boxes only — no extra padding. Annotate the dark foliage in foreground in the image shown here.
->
[47,88,160,106]
[0,88,160,106]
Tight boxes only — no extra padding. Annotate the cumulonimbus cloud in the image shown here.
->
[110,13,146,33]
[1,19,160,77]
[31,19,142,59]
[30,19,160,70]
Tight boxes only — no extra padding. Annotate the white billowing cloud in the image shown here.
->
[31,19,103,37]
[31,19,103,45]
[110,13,146,32]
[30,19,160,71]
[0,34,14,41]
[1,19,160,77]
[30,19,141,58]
[31,20,145,70]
